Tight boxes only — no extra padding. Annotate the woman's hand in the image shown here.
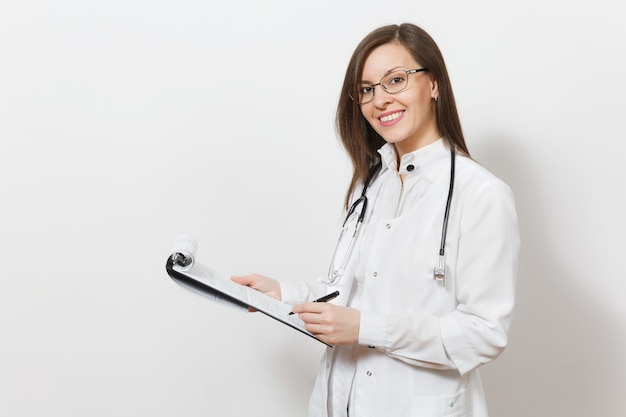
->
[291,302,361,345]
[231,274,282,301]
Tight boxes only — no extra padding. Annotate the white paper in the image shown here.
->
[168,260,332,347]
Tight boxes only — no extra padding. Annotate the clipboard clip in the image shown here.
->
[171,252,193,268]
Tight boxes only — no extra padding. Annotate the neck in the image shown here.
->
[394,133,441,166]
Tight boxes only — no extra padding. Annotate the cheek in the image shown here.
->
[360,107,377,126]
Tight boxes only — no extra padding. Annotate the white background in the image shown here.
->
[1,1,625,416]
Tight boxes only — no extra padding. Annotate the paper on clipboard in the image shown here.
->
[165,255,332,348]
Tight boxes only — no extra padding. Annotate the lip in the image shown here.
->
[378,110,404,126]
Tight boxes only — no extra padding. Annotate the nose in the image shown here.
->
[373,84,393,107]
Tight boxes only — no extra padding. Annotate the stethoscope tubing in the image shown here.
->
[327,147,456,285]
[439,149,456,257]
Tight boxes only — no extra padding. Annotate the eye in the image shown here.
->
[358,85,374,95]
[387,74,406,85]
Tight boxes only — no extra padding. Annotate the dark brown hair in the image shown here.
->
[336,23,469,208]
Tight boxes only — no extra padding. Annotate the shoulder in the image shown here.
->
[451,155,520,252]
[453,155,517,218]
[455,155,513,195]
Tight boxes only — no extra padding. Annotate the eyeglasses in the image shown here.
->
[352,68,428,104]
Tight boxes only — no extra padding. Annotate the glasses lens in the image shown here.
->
[382,70,409,94]
[356,84,374,104]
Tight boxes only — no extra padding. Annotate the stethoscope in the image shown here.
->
[326,148,456,287]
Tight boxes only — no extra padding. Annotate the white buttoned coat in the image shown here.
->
[282,139,520,417]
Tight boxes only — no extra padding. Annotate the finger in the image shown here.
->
[232,275,263,288]
[231,275,251,285]
[304,323,327,335]
[292,302,328,315]
[297,311,332,327]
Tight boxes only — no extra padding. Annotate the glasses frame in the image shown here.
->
[352,68,428,104]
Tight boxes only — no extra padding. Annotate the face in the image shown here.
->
[359,42,440,157]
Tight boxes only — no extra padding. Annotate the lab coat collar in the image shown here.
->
[378,139,451,183]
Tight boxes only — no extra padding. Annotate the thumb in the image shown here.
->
[231,275,252,286]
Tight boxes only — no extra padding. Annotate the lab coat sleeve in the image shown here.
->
[441,179,520,374]
[358,178,520,375]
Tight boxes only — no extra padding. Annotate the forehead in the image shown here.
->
[361,43,419,80]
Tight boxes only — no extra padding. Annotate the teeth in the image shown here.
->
[380,111,402,122]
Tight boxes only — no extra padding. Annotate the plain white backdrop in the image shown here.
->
[1,1,624,416]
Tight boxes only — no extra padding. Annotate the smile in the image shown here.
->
[379,111,404,123]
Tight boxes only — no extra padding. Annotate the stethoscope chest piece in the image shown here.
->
[433,255,446,287]
[327,148,456,287]
[432,148,456,288]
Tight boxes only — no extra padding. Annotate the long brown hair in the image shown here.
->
[336,23,469,208]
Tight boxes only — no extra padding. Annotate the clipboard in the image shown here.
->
[165,251,333,348]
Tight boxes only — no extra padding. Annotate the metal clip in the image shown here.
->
[433,255,446,287]
[171,252,193,268]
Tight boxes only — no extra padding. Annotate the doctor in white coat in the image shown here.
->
[233,23,520,417]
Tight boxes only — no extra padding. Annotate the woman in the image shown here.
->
[232,23,520,417]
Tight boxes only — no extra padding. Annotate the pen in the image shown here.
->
[289,290,340,315]
[314,290,340,303]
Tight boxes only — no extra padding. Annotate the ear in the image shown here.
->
[430,76,439,101]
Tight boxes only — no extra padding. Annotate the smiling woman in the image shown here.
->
[232,23,520,417]
[2,1,625,416]
[358,43,440,158]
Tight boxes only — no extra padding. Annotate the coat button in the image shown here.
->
[373,272,378,277]
[366,371,372,376]
[407,164,415,171]
[385,224,391,229]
